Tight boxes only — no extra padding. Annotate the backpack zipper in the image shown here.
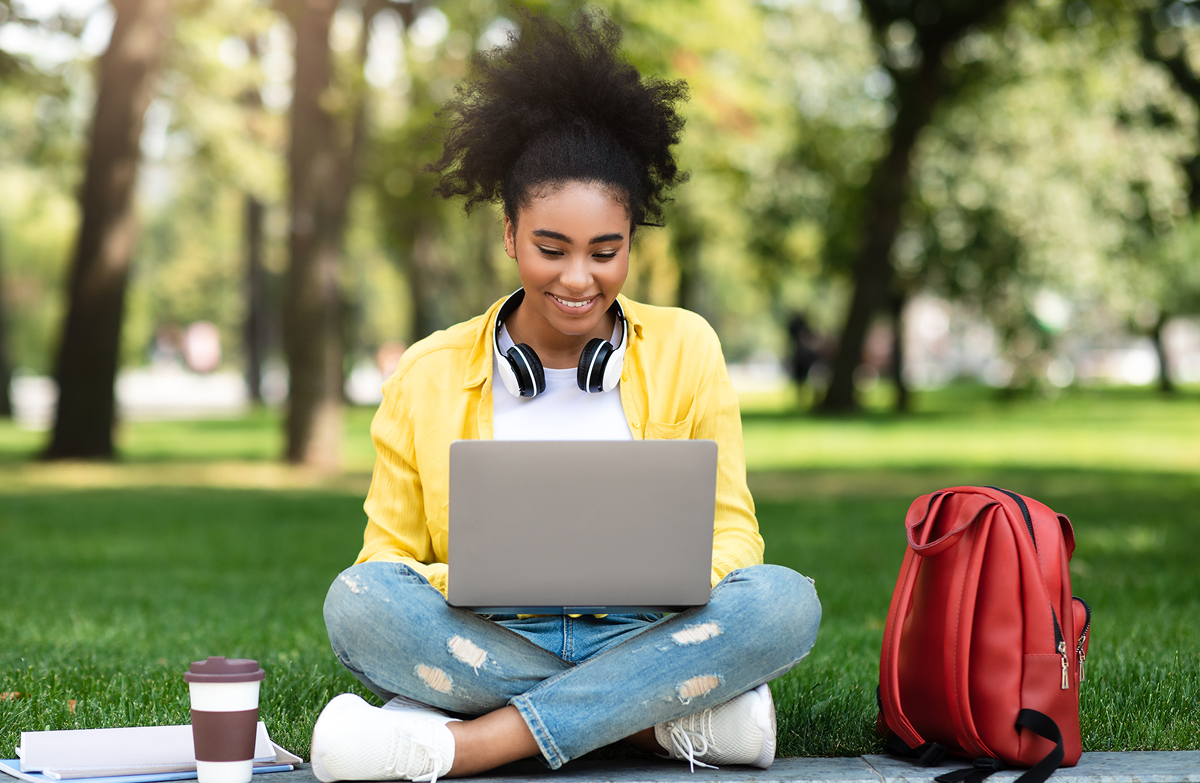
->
[1051,607,1069,689]
[1074,596,1092,682]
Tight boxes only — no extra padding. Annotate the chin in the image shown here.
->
[551,320,595,337]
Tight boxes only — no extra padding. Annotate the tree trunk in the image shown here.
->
[43,0,170,458]
[473,213,500,313]
[1152,311,1175,394]
[282,0,340,468]
[821,0,1011,413]
[243,194,267,404]
[241,33,268,406]
[820,54,944,413]
[890,290,909,413]
[671,206,702,312]
[406,222,440,341]
[281,0,374,469]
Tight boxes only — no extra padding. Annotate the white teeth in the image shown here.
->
[553,295,592,308]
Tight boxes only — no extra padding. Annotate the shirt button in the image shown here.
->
[622,372,629,382]
[631,421,639,429]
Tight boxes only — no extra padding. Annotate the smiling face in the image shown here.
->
[503,180,631,368]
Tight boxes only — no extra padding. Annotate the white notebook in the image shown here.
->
[13,723,298,780]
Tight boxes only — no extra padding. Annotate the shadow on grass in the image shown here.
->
[744,383,1200,423]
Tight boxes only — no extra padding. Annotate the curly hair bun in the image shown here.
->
[428,9,688,227]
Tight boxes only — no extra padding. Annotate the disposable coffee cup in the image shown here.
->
[185,657,265,783]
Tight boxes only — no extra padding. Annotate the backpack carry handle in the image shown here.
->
[906,492,1000,557]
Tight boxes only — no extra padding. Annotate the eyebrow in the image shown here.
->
[532,229,626,244]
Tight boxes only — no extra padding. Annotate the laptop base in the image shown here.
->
[455,604,706,615]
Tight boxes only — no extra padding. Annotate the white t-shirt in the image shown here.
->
[492,323,632,441]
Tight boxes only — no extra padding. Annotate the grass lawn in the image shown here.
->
[1,384,1198,760]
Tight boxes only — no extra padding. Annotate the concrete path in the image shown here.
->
[269,751,1200,782]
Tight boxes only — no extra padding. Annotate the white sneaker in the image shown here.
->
[654,684,777,771]
[311,693,459,783]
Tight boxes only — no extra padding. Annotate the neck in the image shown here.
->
[506,300,619,369]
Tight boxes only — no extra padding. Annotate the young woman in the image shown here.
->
[312,12,820,781]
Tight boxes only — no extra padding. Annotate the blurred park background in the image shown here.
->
[2,0,1200,763]
[0,0,1199,461]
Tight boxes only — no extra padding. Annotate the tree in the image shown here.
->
[896,2,1191,394]
[44,0,171,459]
[820,0,1013,412]
[277,0,379,469]
[1131,215,1200,391]
[1138,0,1200,390]
[241,35,269,405]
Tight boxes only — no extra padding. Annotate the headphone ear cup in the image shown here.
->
[505,343,545,397]
[577,338,614,393]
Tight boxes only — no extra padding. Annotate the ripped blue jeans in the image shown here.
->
[323,562,820,769]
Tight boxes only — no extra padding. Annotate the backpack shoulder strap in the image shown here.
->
[879,491,945,749]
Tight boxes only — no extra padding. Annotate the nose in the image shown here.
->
[560,254,592,293]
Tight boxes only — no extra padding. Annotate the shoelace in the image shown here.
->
[387,725,446,783]
[664,721,719,773]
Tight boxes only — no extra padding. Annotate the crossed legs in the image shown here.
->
[322,562,820,772]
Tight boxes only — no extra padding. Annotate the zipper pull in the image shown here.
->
[1058,641,1069,689]
[1078,649,1087,683]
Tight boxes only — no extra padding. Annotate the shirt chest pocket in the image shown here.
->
[644,410,695,440]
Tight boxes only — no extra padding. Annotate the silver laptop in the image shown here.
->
[448,440,717,614]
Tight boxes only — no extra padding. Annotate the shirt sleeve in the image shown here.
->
[690,329,765,585]
[356,373,449,596]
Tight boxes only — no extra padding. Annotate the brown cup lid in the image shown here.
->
[184,656,265,683]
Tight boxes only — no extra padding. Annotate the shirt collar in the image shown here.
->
[617,293,644,340]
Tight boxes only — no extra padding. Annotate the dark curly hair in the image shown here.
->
[427,10,689,228]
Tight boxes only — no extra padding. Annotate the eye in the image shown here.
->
[538,246,565,257]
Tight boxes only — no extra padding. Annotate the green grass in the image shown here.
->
[741,383,1200,473]
[1,384,1198,760]
[0,488,370,758]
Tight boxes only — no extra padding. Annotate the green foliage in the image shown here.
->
[124,179,248,368]
[0,18,82,374]
[0,175,75,374]
[1144,212,1200,316]
[886,2,1196,381]
[2,0,1200,388]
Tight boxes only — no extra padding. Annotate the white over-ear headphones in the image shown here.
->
[493,289,628,398]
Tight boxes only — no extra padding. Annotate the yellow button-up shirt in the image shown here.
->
[356,293,764,598]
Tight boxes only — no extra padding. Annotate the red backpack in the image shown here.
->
[878,487,1091,783]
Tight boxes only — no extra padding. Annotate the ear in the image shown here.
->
[503,215,516,259]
